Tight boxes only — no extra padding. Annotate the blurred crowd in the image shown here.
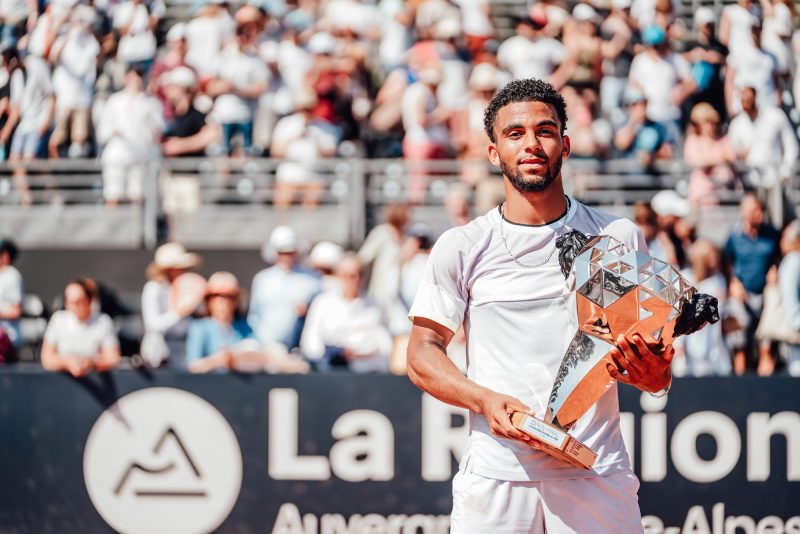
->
[0,0,799,211]
[2,191,800,378]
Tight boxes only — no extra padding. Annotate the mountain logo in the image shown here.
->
[83,387,242,534]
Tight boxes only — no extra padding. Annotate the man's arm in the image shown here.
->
[407,317,534,443]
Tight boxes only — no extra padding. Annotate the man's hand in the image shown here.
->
[477,390,538,446]
[66,357,93,378]
[608,333,673,393]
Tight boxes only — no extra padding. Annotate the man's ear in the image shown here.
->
[561,134,571,159]
[487,143,500,166]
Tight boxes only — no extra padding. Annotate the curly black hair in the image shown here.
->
[483,78,568,143]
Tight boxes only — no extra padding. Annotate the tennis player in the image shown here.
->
[407,78,673,533]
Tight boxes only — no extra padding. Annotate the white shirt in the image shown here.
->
[300,289,391,374]
[113,1,162,63]
[727,46,778,113]
[453,0,493,37]
[628,51,690,122]
[211,44,269,124]
[271,113,338,158]
[141,279,191,367]
[43,310,119,358]
[10,56,52,134]
[97,87,164,164]
[52,29,100,110]
[277,39,313,96]
[0,0,29,23]
[401,82,449,145]
[728,107,799,178]
[723,3,758,61]
[185,13,235,77]
[409,199,647,481]
[0,266,23,346]
[497,35,566,81]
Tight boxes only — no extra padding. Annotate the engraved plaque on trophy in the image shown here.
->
[512,231,719,469]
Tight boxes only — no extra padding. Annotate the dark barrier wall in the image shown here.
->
[1,369,799,534]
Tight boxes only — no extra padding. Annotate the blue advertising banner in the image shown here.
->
[0,369,798,533]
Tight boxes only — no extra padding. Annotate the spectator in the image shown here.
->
[0,239,22,362]
[761,0,794,83]
[613,91,670,165]
[562,4,603,98]
[719,0,759,64]
[41,278,120,377]
[599,0,636,127]
[186,271,309,374]
[300,253,391,373]
[96,64,164,205]
[728,86,798,226]
[633,200,678,266]
[248,226,322,351]
[683,102,735,209]
[497,15,567,84]
[724,193,782,370]
[185,1,234,78]
[628,25,695,149]
[777,220,800,376]
[0,44,22,161]
[674,240,732,376]
[309,241,345,292]
[48,5,99,159]
[726,22,779,116]
[206,6,269,157]
[149,22,190,121]
[0,0,36,44]
[112,0,163,73]
[682,7,728,123]
[141,243,203,368]
[160,67,220,158]
[651,189,692,268]
[271,89,337,208]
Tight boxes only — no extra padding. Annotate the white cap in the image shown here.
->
[269,226,299,253]
[164,66,197,89]
[166,22,186,41]
[468,63,500,92]
[651,190,691,218]
[307,32,337,55]
[693,7,715,28]
[309,241,344,270]
[572,3,599,23]
[150,242,200,271]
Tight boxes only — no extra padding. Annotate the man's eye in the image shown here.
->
[538,129,555,136]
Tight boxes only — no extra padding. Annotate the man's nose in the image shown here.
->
[522,131,544,153]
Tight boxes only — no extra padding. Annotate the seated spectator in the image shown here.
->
[777,220,800,376]
[301,253,391,373]
[248,226,322,351]
[186,271,309,374]
[614,91,670,166]
[96,64,164,205]
[141,243,203,368]
[41,278,120,377]
[0,239,22,362]
[309,241,345,292]
[160,67,219,157]
[683,103,736,209]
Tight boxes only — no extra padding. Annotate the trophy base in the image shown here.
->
[510,412,597,470]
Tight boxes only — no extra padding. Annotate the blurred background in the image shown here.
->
[0,0,799,531]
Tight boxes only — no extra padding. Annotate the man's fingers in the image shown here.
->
[617,335,644,373]
[607,362,632,384]
[662,344,675,364]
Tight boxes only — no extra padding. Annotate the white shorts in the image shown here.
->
[451,470,643,534]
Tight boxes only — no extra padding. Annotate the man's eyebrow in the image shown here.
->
[501,123,524,135]
[536,120,559,129]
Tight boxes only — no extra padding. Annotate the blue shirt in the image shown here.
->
[247,265,321,348]
[186,317,254,363]
[724,223,781,294]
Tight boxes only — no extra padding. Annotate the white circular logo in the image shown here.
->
[84,387,243,534]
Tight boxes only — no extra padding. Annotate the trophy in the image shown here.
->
[512,230,719,469]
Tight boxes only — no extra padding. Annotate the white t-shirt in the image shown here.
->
[0,265,23,345]
[97,88,164,163]
[277,39,313,95]
[453,0,493,37]
[113,0,162,63]
[53,30,100,110]
[727,46,778,113]
[43,310,119,358]
[497,35,566,81]
[728,107,799,177]
[409,199,647,481]
[185,12,235,77]
[10,56,52,134]
[401,82,450,145]
[628,51,690,122]
[211,44,270,124]
[723,3,758,62]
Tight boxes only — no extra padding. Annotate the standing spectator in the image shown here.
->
[96,65,164,205]
[682,7,728,123]
[41,279,120,377]
[760,0,794,85]
[599,0,636,127]
[719,0,760,64]
[497,15,567,84]
[562,4,603,98]
[185,0,234,78]
[248,226,322,351]
[141,243,202,368]
[777,220,800,376]
[0,239,22,361]
[683,103,735,209]
[301,253,391,373]
[674,240,732,376]
[723,194,782,370]
[728,87,799,226]
[149,22,190,121]
[0,45,22,162]
[206,6,269,156]
[628,25,695,149]
[160,67,219,158]
[112,0,164,73]
[725,22,779,116]
[48,5,99,159]
[401,61,451,203]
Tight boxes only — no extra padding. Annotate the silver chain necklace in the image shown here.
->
[499,197,571,269]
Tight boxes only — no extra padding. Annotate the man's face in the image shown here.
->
[742,196,764,227]
[741,88,757,113]
[487,101,570,194]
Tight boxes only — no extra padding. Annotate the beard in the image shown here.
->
[501,154,562,194]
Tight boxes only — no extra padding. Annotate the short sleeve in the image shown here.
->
[408,229,469,333]
[99,315,120,350]
[43,312,64,344]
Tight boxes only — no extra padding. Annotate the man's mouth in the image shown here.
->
[519,158,547,166]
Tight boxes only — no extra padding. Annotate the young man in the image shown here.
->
[406,78,672,533]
